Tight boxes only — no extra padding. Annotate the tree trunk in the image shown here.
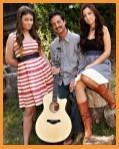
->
[86,87,115,128]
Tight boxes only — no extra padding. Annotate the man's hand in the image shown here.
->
[69,80,75,92]
[51,66,60,75]
[69,74,81,92]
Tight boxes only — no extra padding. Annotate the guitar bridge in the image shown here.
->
[47,119,61,124]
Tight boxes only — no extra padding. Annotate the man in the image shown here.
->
[49,11,85,144]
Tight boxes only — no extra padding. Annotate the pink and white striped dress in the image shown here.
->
[11,33,53,108]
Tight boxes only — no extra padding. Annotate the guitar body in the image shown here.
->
[35,91,72,143]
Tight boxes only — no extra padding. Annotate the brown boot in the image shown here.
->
[94,84,116,109]
[78,101,92,139]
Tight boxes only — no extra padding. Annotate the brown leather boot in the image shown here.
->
[94,84,116,109]
[78,101,92,139]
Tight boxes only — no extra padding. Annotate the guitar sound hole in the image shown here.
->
[49,102,59,113]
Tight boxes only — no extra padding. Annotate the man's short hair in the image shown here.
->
[48,10,65,24]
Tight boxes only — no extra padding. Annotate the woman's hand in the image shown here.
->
[85,63,94,69]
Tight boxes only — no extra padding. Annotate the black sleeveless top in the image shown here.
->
[85,38,104,53]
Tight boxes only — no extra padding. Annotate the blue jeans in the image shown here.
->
[58,83,84,135]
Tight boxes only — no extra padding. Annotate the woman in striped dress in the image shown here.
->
[5,6,53,144]
[71,4,116,140]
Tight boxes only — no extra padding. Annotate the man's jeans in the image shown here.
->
[58,83,84,135]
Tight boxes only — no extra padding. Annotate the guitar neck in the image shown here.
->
[52,74,59,102]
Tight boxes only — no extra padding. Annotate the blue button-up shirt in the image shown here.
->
[50,30,85,86]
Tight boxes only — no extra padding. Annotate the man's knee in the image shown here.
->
[58,84,69,99]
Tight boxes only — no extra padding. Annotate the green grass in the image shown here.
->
[3,91,45,145]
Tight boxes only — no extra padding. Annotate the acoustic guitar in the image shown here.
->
[35,73,72,143]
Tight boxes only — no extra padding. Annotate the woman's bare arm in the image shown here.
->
[5,34,18,68]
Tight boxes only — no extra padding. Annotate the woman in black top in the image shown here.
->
[72,4,116,139]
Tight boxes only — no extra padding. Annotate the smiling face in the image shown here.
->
[50,15,66,35]
[21,13,33,31]
[83,7,96,26]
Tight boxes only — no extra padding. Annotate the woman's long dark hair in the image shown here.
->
[16,6,41,55]
[80,4,105,54]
